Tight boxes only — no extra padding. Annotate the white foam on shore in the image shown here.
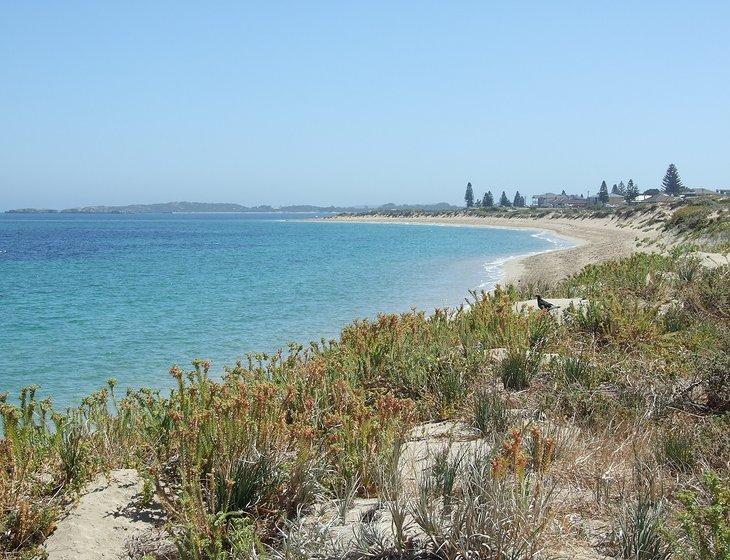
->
[477,229,575,290]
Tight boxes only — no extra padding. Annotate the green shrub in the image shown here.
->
[662,306,693,333]
[676,471,730,560]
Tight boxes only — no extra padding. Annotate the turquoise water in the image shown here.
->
[0,213,566,408]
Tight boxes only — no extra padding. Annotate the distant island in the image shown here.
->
[5,201,459,214]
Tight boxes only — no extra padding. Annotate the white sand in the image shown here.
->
[45,470,163,560]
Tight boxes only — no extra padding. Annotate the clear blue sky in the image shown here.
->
[1,2,728,210]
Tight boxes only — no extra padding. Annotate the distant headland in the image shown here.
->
[5,201,459,214]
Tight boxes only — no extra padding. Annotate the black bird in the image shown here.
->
[536,295,560,310]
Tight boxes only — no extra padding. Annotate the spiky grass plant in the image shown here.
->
[411,451,555,560]
[559,355,595,387]
[657,429,696,474]
[612,497,672,560]
[430,446,463,509]
[473,386,509,437]
[500,349,540,391]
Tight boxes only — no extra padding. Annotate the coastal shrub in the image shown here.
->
[527,310,556,351]
[666,202,718,234]
[676,471,730,560]
[0,499,57,555]
[685,265,730,321]
[694,416,730,474]
[662,305,693,332]
[700,351,730,414]
[565,295,661,348]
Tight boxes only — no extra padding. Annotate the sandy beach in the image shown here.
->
[324,214,659,286]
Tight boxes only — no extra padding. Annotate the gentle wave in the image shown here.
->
[477,229,575,290]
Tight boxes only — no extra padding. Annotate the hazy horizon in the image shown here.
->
[2,3,729,210]
[3,199,459,211]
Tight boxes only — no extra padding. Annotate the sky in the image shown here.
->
[1,2,729,210]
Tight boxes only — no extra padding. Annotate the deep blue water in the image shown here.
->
[0,213,566,408]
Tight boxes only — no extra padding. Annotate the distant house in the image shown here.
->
[606,194,626,206]
[644,193,673,204]
[634,193,673,204]
[532,193,560,207]
[533,193,598,208]
[683,188,717,198]
[717,189,730,196]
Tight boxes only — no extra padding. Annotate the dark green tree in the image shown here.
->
[625,179,639,202]
[617,181,626,195]
[611,184,620,194]
[513,191,525,207]
[482,191,494,207]
[499,191,511,207]
[464,182,474,207]
[599,181,609,204]
[662,164,684,195]
[561,189,567,196]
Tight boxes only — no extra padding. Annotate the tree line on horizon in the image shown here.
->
[464,183,526,208]
[597,163,686,204]
[466,164,687,208]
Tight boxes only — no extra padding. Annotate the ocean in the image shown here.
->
[0,212,568,408]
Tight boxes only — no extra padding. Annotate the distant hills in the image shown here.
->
[6,201,459,214]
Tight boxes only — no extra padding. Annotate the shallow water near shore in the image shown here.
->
[0,213,565,408]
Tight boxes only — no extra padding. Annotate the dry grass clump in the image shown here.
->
[1,249,729,558]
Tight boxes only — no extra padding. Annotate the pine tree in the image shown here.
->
[625,179,639,202]
[482,191,493,207]
[617,181,626,196]
[662,164,684,195]
[599,180,609,204]
[561,189,567,196]
[611,184,619,194]
[464,182,474,207]
[499,191,511,207]
[513,191,525,207]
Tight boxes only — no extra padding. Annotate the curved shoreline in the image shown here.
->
[319,214,656,286]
